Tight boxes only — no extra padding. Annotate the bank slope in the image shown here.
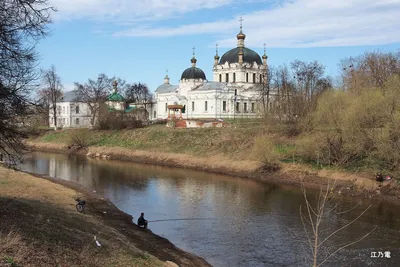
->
[0,166,211,267]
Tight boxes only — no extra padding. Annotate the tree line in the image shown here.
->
[259,50,400,175]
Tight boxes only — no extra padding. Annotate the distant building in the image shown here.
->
[49,91,92,128]
[153,20,274,120]
[49,81,156,128]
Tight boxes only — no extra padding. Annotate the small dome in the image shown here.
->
[237,31,246,40]
[214,55,220,59]
[262,54,267,59]
[219,47,262,65]
[181,67,206,80]
[191,57,197,63]
[107,92,125,102]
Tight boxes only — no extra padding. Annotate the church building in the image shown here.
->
[154,20,272,120]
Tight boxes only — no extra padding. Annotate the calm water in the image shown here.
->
[19,152,400,267]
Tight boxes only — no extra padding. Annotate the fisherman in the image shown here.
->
[375,172,384,182]
[137,212,148,229]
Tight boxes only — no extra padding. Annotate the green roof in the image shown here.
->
[107,92,125,101]
[125,106,136,112]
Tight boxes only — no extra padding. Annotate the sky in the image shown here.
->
[36,0,400,93]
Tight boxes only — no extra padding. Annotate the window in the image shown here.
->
[75,118,80,125]
[253,73,256,83]
[63,118,65,124]
[236,102,240,112]
[205,101,208,112]
[233,73,236,82]
[251,103,255,113]
[222,101,227,112]
[192,101,195,111]
[62,106,65,114]
[153,111,156,119]
[75,105,79,114]
[246,73,249,82]
[260,74,263,84]
[219,74,222,82]
[226,73,229,82]
[244,103,247,112]
[165,103,168,112]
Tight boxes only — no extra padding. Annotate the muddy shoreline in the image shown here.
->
[17,168,211,267]
[25,141,400,206]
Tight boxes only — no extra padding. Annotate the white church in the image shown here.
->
[154,21,272,120]
[48,21,273,128]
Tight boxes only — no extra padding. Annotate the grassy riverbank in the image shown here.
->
[26,124,400,205]
[0,166,210,267]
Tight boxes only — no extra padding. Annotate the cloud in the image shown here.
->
[50,0,236,22]
[113,0,400,48]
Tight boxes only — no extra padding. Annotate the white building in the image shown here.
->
[49,91,92,128]
[154,23,273,120]
[49,81,157,128]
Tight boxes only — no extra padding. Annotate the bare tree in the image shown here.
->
[259,66,272,114]
[0,0,54,162]
[74,73,113,128]
[39,65,63,129]
[291,60,325,102]
[300,179,375,267]
[125,82,153,112]
[341,51,400,94]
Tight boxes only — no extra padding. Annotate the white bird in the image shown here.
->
[94,235,101,247]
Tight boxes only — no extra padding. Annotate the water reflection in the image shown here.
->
[19,152,400,267]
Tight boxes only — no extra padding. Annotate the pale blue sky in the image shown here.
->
[37,0,400,92]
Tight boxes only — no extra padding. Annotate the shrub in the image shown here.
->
[98,111,144,130]
[67,129,91,148]
[252,135,281,171]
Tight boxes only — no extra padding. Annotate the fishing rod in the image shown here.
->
[148,218,217,223]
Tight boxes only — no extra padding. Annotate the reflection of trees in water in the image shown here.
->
[22,152,400,245]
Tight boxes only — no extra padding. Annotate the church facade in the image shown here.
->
[154,23,272,120]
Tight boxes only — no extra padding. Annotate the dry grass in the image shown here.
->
[0,167,164,267]
[31,125,261,160]
[88,146,263,174]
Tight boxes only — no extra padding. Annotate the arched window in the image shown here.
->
[233,73,236,82]
[226,73,229,82]
[260,74,262,84]
[75,105,79,114]
[253,73,256,83]
[219,74,222,82]
[246,73,249,82]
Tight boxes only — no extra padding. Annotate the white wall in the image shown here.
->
[156,89,261,120]
[49,102,93,128]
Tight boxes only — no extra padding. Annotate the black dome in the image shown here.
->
[181,67,206,80]
[219,47,262,65]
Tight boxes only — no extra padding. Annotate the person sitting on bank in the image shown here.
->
[376,172,384,182]
[137,212,148,229]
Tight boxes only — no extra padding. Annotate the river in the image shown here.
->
[18,152,399,267]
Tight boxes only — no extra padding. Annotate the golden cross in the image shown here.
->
[239,17,243,30]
